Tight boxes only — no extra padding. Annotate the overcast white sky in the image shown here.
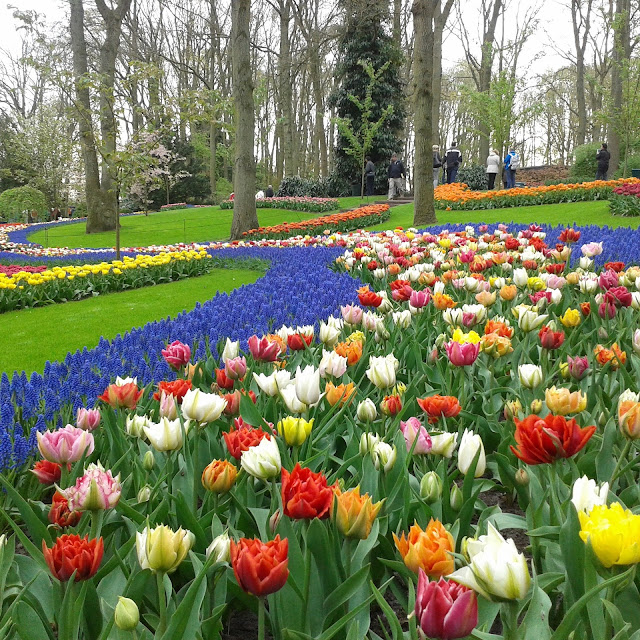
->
[0,0,575,76]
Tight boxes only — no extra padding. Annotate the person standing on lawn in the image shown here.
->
[444,141,462,184]
[365,157,376,196]
[486,149,500,190]
[432,145,442,188]
[265,185,274,198]
[387,153,406,200]
[596,143,610,180]
[504,147,520,189]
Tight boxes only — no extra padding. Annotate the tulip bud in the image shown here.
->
[518,364,543,389]
[558,361,570,379]
[372,442,396,473]
[599,412,608,427]
[427,346,438,364]
[598,327,609,341]
[530,399,543,414]
[633,329,640,356]
[357,398,377,423]
[269,509,282,533]
[359,432,380,456]
[515,468,530,486]
[114,597,139,631]
[450,484,463,511]
[420,471,442,503]
[137,485,152,503]
[504,399,522,421]
[142,450,155,471]
[206,532,231,564]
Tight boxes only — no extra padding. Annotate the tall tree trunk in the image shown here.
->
[431,0,454,144]
[412,0,437,226]
[571,0,593,147]
[607,0,630,176]
[278,0,296,177]
[230,0,258,239]
[70,0,106,232]
[393,0,402,43]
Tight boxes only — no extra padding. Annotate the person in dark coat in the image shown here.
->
[444,141,462,184]
[365,157,375,196]
[265,185,274,198]
[387,153,406,199]
[596,143,610,181]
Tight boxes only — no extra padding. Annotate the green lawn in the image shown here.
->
[0,267,261,375]
[365,201,640,231]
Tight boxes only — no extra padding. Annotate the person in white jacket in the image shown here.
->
[486,150,500,190]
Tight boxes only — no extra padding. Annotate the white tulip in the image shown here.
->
[240,437,282,480]
[457,429,486,477]
[571,476,609,514]
[294,365,321,405]
[181,389,227,424]
[221,338,239,362]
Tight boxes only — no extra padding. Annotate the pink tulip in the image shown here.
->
[225,356,247,380]
[399,417,432,454]
[63,463,121,511]
[340,304,363,325]
[37,425,95,464]
[598,301,617,319]
[161,340,191,370]
[76,408,101,432]
[581,241,603,257]
[461,312,478,328]
[410,289,431,309]
[159,391,178,419]
[445,341,480,367]
[415,570,478,640]
[567,356,589,380]
[598,270,619,291]
[248,335,280,362]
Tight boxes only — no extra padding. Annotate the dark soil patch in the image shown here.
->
[479,489,529,555]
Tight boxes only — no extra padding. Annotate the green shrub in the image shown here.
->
[457,165,488,191]
[570,143,599,178]
[0,185,48,222]
[613,153,640,179]
[544,176,594,186]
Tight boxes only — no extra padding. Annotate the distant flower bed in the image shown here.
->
[242,204,390,240]
[159,203,209,211]
[0,249,221,313]
[610,183,640,217]
[436,177,640,210]
[220,196,339,213]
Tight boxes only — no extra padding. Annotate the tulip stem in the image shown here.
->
[156,572,167,636]
[89,510,104,540]
[500,600,520,640]
[609,440,632,486]
[258,597,266,640]
[193,431,201,513]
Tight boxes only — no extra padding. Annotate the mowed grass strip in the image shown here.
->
[0,267,261,376]
[28,206,341,249]
[366,201,640,231]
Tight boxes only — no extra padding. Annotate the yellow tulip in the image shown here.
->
[544,386,587,415]
[579,503,640,568]
[277,416,314,446]
[331,486,384,539]
[559,308,581,328]
[136,524,195,573]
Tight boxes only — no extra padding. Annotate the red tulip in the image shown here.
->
[230,535,289,597]
[98,382,143,410]
[357,286,383,307]
[42,534,103,581]
[281,464,335,520]
[223,425,271,459]
[415,570,478,640]
[32,460,64,484]
[287,333,313,351]
[417,395,461,424]
[152,379,192,402]
[215,368,235,390]
[49,491,82,528]
[248,335,280,362]
[558,228,581,244]
[538,326,565,350]
[511,414,596,465]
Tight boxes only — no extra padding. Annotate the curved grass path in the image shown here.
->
[0,267,261,375]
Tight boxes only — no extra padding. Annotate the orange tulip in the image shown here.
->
[594,343,626,369]
[331,486,384,539]
[202,459,238,493]
[393,520,455,577]
[499,285,518,301]
[334,341,363,366]
[433,293,457,310]
[325,382,355,407]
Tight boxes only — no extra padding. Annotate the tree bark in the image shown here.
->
[607,0,631,176]
[412,0,437,226]
[431,0,454,145]
[230,0,258,239]
[278,0,296,177]
[571,0,593,147]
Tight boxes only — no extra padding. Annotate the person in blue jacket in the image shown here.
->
[504,147,520,189]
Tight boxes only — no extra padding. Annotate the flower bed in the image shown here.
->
[0,222,640,637]
[436,177,640,210]
[159,203,209,211]
[610,182,640,217]
[220,196,339,212]
[242,203,390,240]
